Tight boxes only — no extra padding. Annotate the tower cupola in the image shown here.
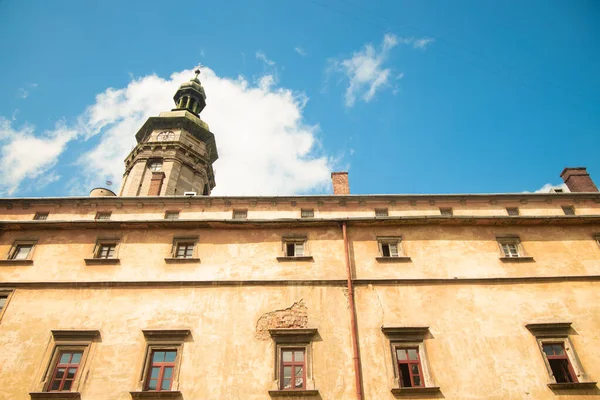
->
[173,68,207,116]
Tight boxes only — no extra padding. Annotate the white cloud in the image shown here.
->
[0,118,76,195]
[330,33,399,107]
[294,47,307,57]
[256,51,276,66]
[533,183,569,193]
[17,83,38,99]
[413,37,435,49]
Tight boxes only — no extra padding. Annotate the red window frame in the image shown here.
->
[395,347,424,388]
[145,350,177,391]
[280,348,306,390]
[542,343,578,383]
[48,350,83,391]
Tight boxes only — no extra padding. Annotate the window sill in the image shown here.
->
[164,257,200,263]
[30,393,81,400]
[499,256,534,262]
[376,256,412,262]
[391,387,441,397]
[0,259,33,265]
[276,256,314,262]
[130,391,182,399]
[84,258,120,265]
[268,390,319,397]
[548,382,597,390]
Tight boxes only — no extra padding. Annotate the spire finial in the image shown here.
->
[194,64,202,80]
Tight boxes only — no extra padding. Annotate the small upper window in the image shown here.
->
[301,209,314,218]
[148,160,163,172]
[165,211,180,220]
[233,209,248,220]
[34,212,49,221]
[375,208,388,217]
[562,206,575,216]
[440,208,453,216]
[506,207,519,216]
[95,212,112,220]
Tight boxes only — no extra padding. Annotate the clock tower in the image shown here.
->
[118,68,218,197]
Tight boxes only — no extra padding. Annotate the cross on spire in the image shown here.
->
[194,64,202,80]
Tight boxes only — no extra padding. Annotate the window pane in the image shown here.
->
[553,344,565,355]
[164,367,173,379]
[0,296,6,311]
[148,379,157,390]
[71,353,81,364]
[107,247,115,258]
[55,368,66,378]
[543,344,554,356]
[283,366,292,389]
[14,245,32,259]
[286,243,295,257]
[151,367,160,379]
[161,378,171,390]
[382,244,390,257]
[294,366,304,388]
[294,350,304,362]
[59,353,72,364]
[165,351,177,362]
[399,363,411,387]
[282,351,292,362]
[63,380,73,391]
[411,364,420,374]
[153,351,165,362]
[66,368,77,379]
[413,375,421,387]
[389,243,399,257]
[50,380,61,391]
[549,359,575,383]
[295,242,304,256]
[396,349,407,361]
[408,349,418,360]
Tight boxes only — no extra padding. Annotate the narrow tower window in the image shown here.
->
[148,160,162,172]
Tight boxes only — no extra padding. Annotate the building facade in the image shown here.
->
[0,72,599,400]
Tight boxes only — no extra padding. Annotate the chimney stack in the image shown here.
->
[560,167,598,192]
[331,172,350,195]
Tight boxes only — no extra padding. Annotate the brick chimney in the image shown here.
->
[560,167,598,192]
[331,172,350,195]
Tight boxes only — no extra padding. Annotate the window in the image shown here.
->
[175,242,194,258]
[496,236,532,260]
[506,207,519,216]
[164,211,180,220]
[280,348,306,390]
[34,212,49,221]
[0,295,7,313]
[166,237,199,262]
[300,209,314,218]
[233,209,247,220]
[148,160,163,172]
[0,290,14,323]
[376,237,410,262]
[525,323,595,389]
[48,351,83,391]
[382,327,440,395]
[396,348,424,388]
[440,207,453,216]
[135,330,189,396]
[562,206,575,215]
[95,211,112,220]
[145,350,177,391]
[95,243,116,259]
[31,330,99,395]
[375,208,389,217]
[5,240,36,262]
[269,328,318,396]
[278,237,312,261]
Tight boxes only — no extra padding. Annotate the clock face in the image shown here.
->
[157,131,175,141]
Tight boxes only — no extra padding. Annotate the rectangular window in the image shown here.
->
[0,295,7,313]
[164,211,180,220]
[233,209,247,220]
[145,350,177,391]
[175,242,194,259]
[34,212,49,220]
[375,208,388,217]
[506,207,519,216]
[497,236,528,259]
[285,241,304,257]
[562,206,575,215]
[501,242,520,258]
[0,290,13,322]
[301,209,314,218]
[542,343,577,383]
[95,243,116,259]
[95,212,112,220]
[10,243,33,260]
[382,242,399,257]
[440,208,453,216]
[280,348,306,390]
[377,237,407,259]
[48,351,83,391]
[395,347,424,388]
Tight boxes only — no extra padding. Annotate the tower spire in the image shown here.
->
[172,65,207,116]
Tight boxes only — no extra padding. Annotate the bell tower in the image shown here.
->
[119,68,218,197]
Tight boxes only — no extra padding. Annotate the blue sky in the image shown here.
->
[0,0,599,196]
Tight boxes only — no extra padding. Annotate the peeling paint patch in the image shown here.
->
[255,300,308,340]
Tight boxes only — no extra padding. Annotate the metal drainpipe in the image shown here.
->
[342,221,363,400]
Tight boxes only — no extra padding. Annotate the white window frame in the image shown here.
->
[282,237,308,258]
[496,236,530,260]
